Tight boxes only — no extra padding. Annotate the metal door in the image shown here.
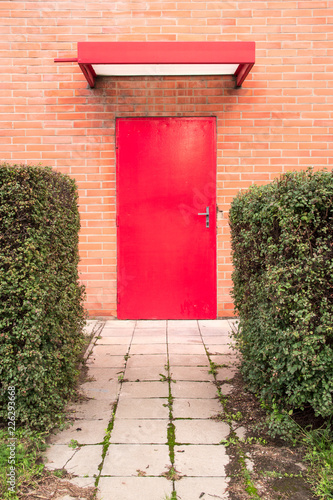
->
[116,117,216,319]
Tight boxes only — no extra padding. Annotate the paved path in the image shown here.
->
[45,320,239,500]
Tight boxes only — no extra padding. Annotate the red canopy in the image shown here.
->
[55,41,255,88]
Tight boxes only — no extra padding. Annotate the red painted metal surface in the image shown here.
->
[235,62,255,87]
[78,41,255,65]
[78,63,96,88]
[116,117,217,319]
[54,42,255,88]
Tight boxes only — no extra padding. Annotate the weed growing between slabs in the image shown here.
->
[163,493,178,500]
[162,356,182,497]
[94,333,135,493]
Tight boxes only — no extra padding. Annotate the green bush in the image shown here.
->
[229,169,333,418]
[0,163,86,430]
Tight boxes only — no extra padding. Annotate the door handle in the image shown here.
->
[198,206,209,228]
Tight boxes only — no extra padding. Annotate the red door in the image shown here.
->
[116,117,216,319]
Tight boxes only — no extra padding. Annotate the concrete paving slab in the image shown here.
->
[126,354,167,368]
[170,367,214,382]
[94,343,132,353]
[102,444,170,476]
[168,328,200,336]
[116,398,169,419]
[199,320,232,329]
[93,336,131,345]
[131,336,166,344]
[89,342,129,354]
[235,426,247,439]
[168,354,209,366]
[66,445,103,476]
[132,328,167,336]
[205,344,233,355]
[97,330,134,338]
[175,419,230,444]
[136,320,167,329]
[49,419,109,445]
[174,445,229,476]
[173,398,221,419]
[220,384,234,396]
[124,367,167,381]
[202,336,231,345]
[199,324,234,334]
[110,419,167,444]
[80,370,120,401]
[44,445,76,470]
[171,381,218,399]
[245,457,255,472]
[84,367,122,382]
[168,325,199,331]
[98,476,172,500]
[120,381,169,399]
[168,344,206,355]
[216,367,238,382]
[86,354,126,368]
[175,477,229,500]
[68,476,96,488]
[104,320,136,328]
[168,327,201,335]
[200,328,232,336]
[168,320,198,328]
[83,320,100,336]
[210,354,241,366]
[88,345,127,358]
[67,400,114,421]
[167,336,202,344]
[129,344,167,355]
[80,383,119,401]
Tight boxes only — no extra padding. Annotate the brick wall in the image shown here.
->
[2,1,333,317]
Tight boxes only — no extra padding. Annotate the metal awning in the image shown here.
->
[55,41,255,88]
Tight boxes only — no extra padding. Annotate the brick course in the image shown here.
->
[2,1,333,317]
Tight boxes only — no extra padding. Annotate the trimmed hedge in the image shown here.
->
[0,164,86,430]
[229,169,333,418]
